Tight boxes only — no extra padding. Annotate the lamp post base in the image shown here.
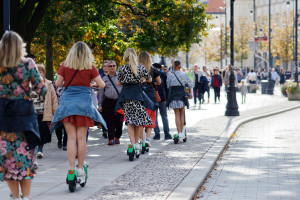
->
[225,86,240,116]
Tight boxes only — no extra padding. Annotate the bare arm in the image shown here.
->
[155,76,161,85]
[55,75,64,87]
[94,75,105,88]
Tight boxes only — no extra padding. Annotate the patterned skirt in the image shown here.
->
[123,100,153,126]
[0,131,38,181]
[169,100,184,109]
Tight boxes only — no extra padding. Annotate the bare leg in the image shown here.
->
[134,126,143,143]
[179,107,185,133]
[76,126,88,169]
[20,179,32,198]
[7,180,19,199]
[63,122,77,169]
[146,127,152,139]
[174,109,181,133]
[127,124,136,144]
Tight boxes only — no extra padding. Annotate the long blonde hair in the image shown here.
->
[64,41,94,70]
[0,31,27,68]
[138,51,152,72]
[123,48,138,77]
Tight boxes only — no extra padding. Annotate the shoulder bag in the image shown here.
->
[107,74,120,96]
[172,72,189,109]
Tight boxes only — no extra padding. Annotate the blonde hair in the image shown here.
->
[0,31,27,68]
[123,48,138,77]
[37,64,45,73]
[64,41,94,70]
[138,51,152,72]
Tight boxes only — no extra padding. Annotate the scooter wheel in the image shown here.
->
[146,148,149,152]
[80,182,86,187]
[68,180,76,192]
[174,138,179,144]
[136,154,140,158]
[183,138,187,142]
[141,146,146,154]
[129,154,134,161]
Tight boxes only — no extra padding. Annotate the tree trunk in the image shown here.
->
[45,35,54,81]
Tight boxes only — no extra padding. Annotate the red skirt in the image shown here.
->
[143,109,156,128]
[62,115,94,127]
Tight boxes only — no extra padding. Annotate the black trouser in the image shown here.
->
[213,87,221,102]
[55,125,67,146]
[103,98,123,140]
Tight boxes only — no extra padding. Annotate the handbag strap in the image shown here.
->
[7,69,31,97]
[64,70,78,91]
[107,74,120,96]
[172,71,184,87]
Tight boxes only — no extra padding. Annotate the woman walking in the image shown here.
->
[279,68,286,85]
[0,31,46,200]
[211,67,222,103]
[167,61,193,140]
[50,41,106,190]
[115,48,154,161]
[138,51,161,148]
[34,64,58,159]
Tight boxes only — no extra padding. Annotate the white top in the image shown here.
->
[248,72,257,81]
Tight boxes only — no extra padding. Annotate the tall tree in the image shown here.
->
[234,17,252,69]
[0,0,51,52]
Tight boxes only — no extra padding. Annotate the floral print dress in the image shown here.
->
[0,58,46,181]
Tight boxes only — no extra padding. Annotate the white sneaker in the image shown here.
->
[179,132,185,139]
[145,138,151,147]
[76,167,86,183]
[135,143,141,150]
[37,152,43,159]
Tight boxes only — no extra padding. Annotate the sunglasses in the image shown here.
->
[108,65,116,67]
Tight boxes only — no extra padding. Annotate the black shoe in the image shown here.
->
[102,131,108,139]
[164,134,172,140]
[153,134,160,140]
[63,145,67,151]
[57,141,62,149]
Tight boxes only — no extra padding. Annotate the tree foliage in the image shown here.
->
[1,0,210,78]
[234,17,252,68]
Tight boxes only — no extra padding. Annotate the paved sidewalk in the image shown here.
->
[196,108,300,200]
[0,87,299,200]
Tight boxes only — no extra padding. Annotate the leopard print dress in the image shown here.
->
[118,65,153,126]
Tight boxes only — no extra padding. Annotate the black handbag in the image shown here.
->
[0,69,40,149]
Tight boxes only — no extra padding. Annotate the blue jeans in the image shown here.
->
[193,87,201,104]
[154,101,170,135]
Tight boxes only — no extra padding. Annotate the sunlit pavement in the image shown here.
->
[196,108,300,200]
[1,86,299,200]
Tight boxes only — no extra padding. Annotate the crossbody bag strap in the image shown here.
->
[107,74,120,96]
[172,71,184,87]
[64,70,78,91]
[7,69,31,97]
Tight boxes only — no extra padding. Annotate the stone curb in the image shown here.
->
[167,104,300,200]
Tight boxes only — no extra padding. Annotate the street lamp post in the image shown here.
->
[266,0,274,95]
[295,0,298,83]
[3,0,10,34]
[225,0,239,117]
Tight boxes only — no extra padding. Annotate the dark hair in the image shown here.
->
[174,61,181,67]
[153,63,162,69]
[250,69,254,72]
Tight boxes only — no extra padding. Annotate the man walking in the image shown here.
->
[98,60,123,145]
[152,63,172,140]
